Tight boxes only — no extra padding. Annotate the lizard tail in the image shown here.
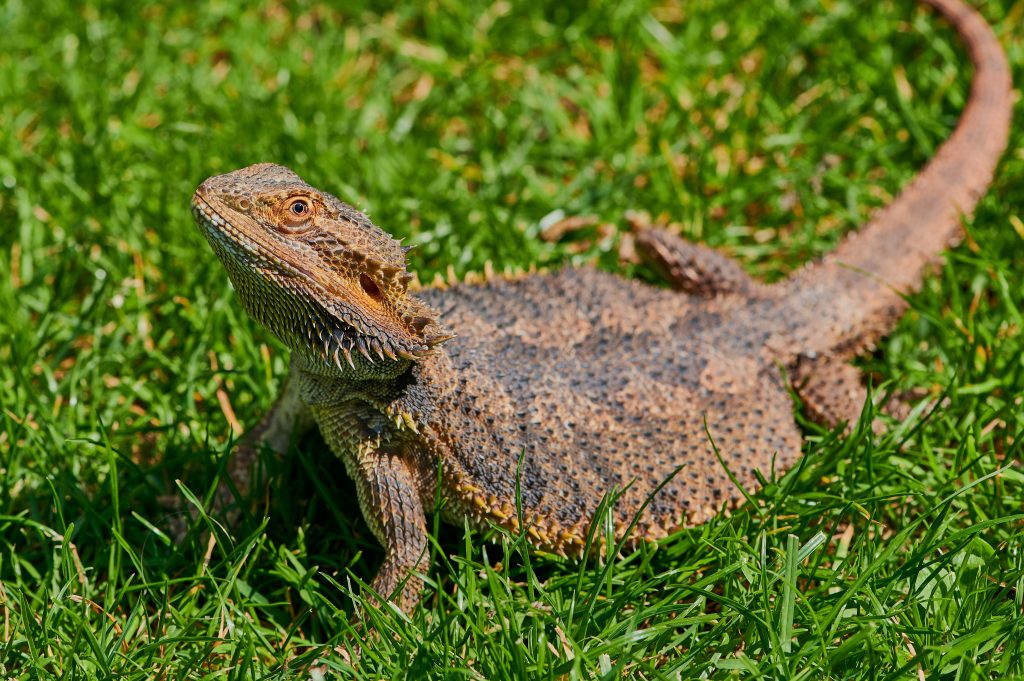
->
[776,0,1012,358]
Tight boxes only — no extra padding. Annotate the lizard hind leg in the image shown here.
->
[634,227,755,297]
[791,358,902,434]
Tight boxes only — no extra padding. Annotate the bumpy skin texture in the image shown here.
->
[189,0,1011,612]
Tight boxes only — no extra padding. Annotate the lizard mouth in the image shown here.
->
[191,190,450,372]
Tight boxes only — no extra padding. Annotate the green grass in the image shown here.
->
[2,0,1023,677]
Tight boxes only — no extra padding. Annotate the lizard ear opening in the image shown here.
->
[359,273,382,300]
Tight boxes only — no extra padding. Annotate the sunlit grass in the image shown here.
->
[1,0,1022,677]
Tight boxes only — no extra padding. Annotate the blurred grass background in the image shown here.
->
[1,0,1022,677]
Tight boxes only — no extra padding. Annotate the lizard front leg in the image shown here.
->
[166,366,313,535]
[353,448,430,611]
[212,368,314,516]
[312,404,431,612]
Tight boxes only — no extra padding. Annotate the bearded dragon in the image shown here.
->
[189,0,1011,610]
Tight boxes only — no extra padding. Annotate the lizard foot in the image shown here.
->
[792,358,911,434]
[632,222,755,297]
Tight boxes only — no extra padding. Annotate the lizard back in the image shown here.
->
[406,268,801,552]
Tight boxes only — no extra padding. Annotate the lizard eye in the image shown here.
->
[280,196,315,232]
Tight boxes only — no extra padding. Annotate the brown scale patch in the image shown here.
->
[699,352,760,394]
[413,268,803,551]
[614,373,701,420]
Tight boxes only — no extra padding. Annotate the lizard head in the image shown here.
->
[191,163,453,377]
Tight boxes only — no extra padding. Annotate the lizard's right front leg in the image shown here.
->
[211,366,314,522]
[166,364,314,537]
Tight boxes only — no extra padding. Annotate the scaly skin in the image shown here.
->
[189,0,1011,612]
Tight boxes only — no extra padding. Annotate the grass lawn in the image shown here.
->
[2,0,1023,677]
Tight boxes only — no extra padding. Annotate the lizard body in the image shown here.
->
[190,0,1011,610]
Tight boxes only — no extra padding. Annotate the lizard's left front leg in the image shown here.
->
[352,448,431,612]
[313,404,431,612]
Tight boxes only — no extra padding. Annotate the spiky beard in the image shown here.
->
[223,258,428,379]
